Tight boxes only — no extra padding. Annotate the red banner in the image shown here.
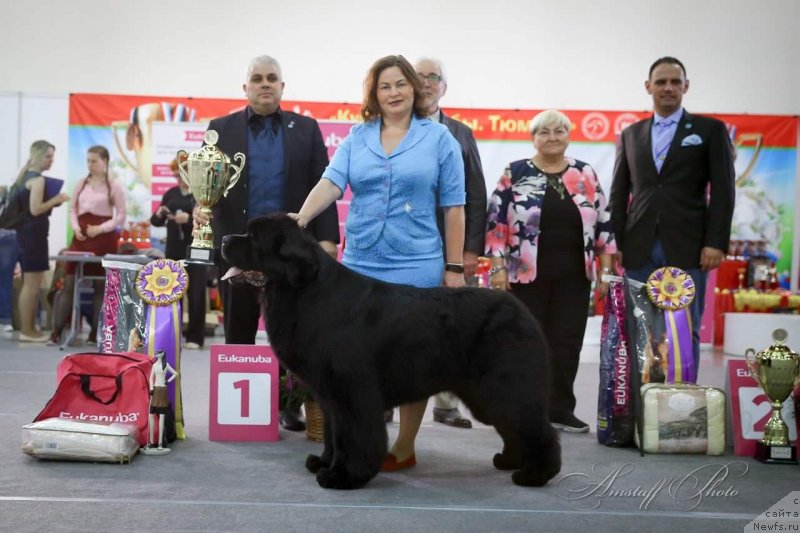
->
[70,94,798,147]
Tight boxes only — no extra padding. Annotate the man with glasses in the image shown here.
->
[415,57,486,429]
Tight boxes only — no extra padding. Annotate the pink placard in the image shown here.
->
[726,358,798,456]
[209,344,280,442]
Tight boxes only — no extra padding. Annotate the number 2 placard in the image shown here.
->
[727,359,799,456]
[209,345,280,442]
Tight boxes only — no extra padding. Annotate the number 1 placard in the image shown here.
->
[209,344,280,441]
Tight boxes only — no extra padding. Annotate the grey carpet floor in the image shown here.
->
[1,329,797,532]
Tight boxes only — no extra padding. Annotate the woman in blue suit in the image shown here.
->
[293,55,466,471]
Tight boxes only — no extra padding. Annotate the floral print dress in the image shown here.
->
[485,158,616,283]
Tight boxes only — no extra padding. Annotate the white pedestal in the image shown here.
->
[723,312,800,356]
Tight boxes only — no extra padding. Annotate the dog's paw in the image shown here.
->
[306,454,328,473]
[493,452,522,471]
[316,466,369,490]
[511,467,555,487]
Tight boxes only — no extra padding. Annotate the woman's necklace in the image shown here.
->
[87,175,105,190]
[532,158,568,200]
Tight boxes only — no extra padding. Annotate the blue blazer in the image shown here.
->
[324,115,465,255]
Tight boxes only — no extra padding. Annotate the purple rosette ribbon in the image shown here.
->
[646,267,696,383]
[135,259,188,438]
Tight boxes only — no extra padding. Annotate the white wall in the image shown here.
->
[0,92,70,253]
[1,0,799,113]
[1,0,799,256]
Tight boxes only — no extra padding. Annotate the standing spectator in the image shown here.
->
[414,56,486,429]
[291,54,465,470]
[485,109,615,433]
[49,145,125,346]
[609,57,735,369]
[14,140,69,341]
[151,160,207,349]
[193,55,339,431]
[0,222,19,327]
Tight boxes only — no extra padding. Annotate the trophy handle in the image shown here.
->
[111,120,141,174]
[794,358,800,387]
[224,152,246,197]
[744,348,760,382]
[735,133,763,186]
[175,150,191,187]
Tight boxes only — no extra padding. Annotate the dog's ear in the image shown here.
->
[277,229,319,286]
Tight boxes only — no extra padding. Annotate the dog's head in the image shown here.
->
[221,214,320,288]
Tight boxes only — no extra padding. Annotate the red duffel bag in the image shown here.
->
[34,352,152,446]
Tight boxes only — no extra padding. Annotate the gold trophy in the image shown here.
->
[744,328,800,464]
[176,130,245,265]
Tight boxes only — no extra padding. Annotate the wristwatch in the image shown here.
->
[445,263,464,274]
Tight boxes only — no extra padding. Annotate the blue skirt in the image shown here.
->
[343,235,443,289]
[17,217,49,272]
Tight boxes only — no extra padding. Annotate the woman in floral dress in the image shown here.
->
[485,109,616,433]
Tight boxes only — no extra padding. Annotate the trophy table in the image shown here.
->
[176,130,245,265]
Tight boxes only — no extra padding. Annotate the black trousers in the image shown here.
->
[510,274,591,419]
[219,274,299,411]
[184,263,208,346]
[219,274,262,344]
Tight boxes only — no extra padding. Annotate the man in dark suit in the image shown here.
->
[610,56,735,369]
[197,55,339,429]
[415,57,486,428]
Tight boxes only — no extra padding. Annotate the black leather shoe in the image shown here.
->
[550,413,589,433]
[280,409,306,431]
[433,407,472,429]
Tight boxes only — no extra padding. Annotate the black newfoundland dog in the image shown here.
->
[221,214,560,490]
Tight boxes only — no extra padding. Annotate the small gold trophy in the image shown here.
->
[176,131,245,265]
[744,328,800,464]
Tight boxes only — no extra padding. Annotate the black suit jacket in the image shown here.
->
[207,108,340,252]
[437,111,486,255]
[609,110,735,270]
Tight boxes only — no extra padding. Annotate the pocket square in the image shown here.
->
[681,134,703,147]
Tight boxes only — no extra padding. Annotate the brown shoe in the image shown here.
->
[46,332,61,347]
[433,407,472,429]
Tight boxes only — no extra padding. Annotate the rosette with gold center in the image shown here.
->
[135,259,188,306]
[646,267,695,311]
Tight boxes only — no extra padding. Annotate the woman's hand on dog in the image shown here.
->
[287,212,309,229]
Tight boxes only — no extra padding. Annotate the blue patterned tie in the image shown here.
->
[653,119,674,173]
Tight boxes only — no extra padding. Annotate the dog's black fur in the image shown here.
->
[221,214,561,490]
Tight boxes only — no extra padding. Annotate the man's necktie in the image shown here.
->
[654,119,674,173]
[249,113,280,137]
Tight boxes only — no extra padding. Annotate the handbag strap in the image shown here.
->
[79,374,123,405]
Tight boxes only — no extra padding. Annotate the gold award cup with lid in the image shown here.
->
[176,130,245,265]
[744,328,800,464]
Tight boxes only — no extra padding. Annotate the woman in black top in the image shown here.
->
[14,140,69,341]
[485,110,616,433]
